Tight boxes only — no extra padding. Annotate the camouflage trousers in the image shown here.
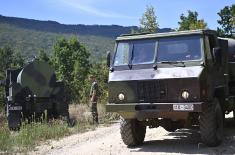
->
[90,102,98,124]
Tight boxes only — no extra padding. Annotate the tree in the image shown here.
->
[178,10,207,31]
[79,61,109,105]
[189,20,208,30]
[0,46,14,73]
[38,49,50,62]
[139,5,159,33]
[51,37,90,101]
[0,46,25,77]
[0,46,25,105]
[232,5,235,26]
[217,5,235,37]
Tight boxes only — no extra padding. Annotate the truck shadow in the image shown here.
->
[131,118,235,154]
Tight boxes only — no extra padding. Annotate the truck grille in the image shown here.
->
[137,80,167,102]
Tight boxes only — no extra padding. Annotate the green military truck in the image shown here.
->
[1,59,71,130]
[106,29,235,147]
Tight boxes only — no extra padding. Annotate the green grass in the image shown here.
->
[0,119,71,153]
[0,123,12,152]
[0,104,119,153]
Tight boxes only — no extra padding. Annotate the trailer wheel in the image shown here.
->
[47,109,59,121]
[200,99,223,147]
[35,113,44,122]
[8,112,21,131]
[120,118,146,147]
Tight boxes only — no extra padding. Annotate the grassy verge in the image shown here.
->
[0,120,70,153]
[0,104,119,153]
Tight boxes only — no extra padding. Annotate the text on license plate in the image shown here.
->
[173,104,194,111]
[9,106,22,111]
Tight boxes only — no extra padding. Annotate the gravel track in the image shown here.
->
[32,116,235,155]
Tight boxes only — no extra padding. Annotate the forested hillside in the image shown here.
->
[0,15,173,60]
[0,15,138,38]
[0,23,114,60]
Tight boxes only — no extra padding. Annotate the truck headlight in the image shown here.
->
[182,91,189,99]
[118,93,125,101]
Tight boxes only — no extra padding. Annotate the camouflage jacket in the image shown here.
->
[90,81,99,102]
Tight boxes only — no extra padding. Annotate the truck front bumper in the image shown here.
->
[106,102,206,120]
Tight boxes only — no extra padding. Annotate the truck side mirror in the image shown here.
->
[213,47,222,64]
[106,51,111,67]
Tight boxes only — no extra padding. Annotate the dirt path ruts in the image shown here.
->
[33,118,235,155]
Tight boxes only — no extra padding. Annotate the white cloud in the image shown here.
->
[56,0,135,19]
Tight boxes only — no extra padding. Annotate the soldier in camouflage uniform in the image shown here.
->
[89,75,99,124]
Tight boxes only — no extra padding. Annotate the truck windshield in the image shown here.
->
[113,43,130,66]
[157,36,202,62]
[132,41,156,65]
[114,41,156,66]
[113,35,202,66]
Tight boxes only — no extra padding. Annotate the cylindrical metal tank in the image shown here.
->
[17,60,56,97]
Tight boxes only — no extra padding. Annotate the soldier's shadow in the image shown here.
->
[130,118,235,154]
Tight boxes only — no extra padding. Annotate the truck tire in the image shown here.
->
[120,118,146,147]
[199,99,223,147]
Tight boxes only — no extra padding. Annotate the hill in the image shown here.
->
[0,15,138,38]
[0,23,114,60]
[0,15,173,61]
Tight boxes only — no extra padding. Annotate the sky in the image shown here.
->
[0,0,234,29]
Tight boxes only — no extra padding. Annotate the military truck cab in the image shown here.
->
[106,30,235,147]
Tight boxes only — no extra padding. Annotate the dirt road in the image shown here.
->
[33,118,235,155]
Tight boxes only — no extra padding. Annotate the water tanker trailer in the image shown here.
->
[1,59,71,130]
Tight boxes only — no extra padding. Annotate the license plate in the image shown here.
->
[9,106,22,111]
[173,104,194,111]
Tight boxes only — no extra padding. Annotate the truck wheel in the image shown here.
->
[120,118,146,147]
[200,99,223,147]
